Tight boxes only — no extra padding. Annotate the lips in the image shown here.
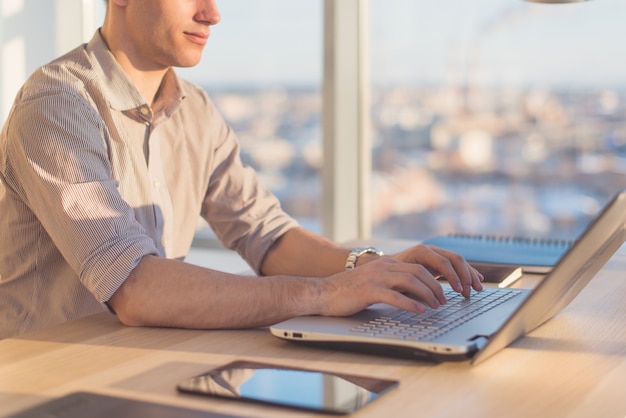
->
[183,31,209,46]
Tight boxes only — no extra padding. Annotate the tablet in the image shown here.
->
[177,360,399,414]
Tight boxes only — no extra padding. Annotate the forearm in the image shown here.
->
[107,233,483,331]
[108,255,325,329]
[260,227,350,276]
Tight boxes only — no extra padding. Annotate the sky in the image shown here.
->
[98,0,626,89]
[368,0,626,88]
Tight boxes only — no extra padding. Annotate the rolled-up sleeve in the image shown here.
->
[4,90,159,302]
[198,108,299,275]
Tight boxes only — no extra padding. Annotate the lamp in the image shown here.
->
[525,0,590,3]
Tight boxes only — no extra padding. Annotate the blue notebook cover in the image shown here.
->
[423,234,573,273]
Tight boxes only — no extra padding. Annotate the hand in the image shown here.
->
[391,244,483,298]
[318,257,450,317]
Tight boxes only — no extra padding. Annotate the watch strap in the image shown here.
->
[344,247,384,270]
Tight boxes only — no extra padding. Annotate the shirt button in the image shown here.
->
[153,180,161,189]
[140,106,149,115]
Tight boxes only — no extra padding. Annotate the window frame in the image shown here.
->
[322,0,372,243]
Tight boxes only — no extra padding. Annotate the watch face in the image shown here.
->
[359,247,384,256]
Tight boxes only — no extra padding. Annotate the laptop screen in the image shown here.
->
[472,189,626,365]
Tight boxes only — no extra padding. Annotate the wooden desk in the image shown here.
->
[1,254,625,418]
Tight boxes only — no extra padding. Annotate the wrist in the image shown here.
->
[344,247,384,270]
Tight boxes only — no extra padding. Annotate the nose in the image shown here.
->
[196,0,221,25]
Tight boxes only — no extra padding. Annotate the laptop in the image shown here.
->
[270,189,626,365]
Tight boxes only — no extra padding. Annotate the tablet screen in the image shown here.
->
[177,360,399,414]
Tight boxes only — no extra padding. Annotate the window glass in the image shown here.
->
[176,1,324,239]
[369,0,626,241]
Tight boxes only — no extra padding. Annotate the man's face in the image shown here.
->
[121,0,220,70]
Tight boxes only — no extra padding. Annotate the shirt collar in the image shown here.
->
[86,30,186,124]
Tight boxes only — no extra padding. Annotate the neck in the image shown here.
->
[117,61,168,107]
[99,28,167,107]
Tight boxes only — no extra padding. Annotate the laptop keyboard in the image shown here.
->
[350,287,523,341]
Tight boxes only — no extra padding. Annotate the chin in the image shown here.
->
[175,57,203,68]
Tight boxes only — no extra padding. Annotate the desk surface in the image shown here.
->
[1,253,625,418]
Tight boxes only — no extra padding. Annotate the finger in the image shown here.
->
[427,245,476,297]
[469,265,484,292]
[382,262,447,308]
[453,259,484,293]
[353,258,447,308]
[421,245,464,294]
[393,243,465,294]
[376,288,431,314]
[451,252,481,296]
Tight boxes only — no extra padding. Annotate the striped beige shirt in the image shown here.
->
[0,31,298,338]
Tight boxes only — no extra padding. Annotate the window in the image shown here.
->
[369,0,626,241]
[87,0,625,245]
[175,0,324,244]
[1,0,97,122]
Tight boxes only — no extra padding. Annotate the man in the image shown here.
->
[0,0,482,338]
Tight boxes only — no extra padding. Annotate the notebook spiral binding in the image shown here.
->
[446,233,574,248]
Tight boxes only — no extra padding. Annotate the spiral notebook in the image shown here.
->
[422,234,574,273]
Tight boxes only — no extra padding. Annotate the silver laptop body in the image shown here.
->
[270,189,626,365]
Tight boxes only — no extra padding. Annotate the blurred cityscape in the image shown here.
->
[204,83,626,242]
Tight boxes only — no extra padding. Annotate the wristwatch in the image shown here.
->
[344,247,384,270]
